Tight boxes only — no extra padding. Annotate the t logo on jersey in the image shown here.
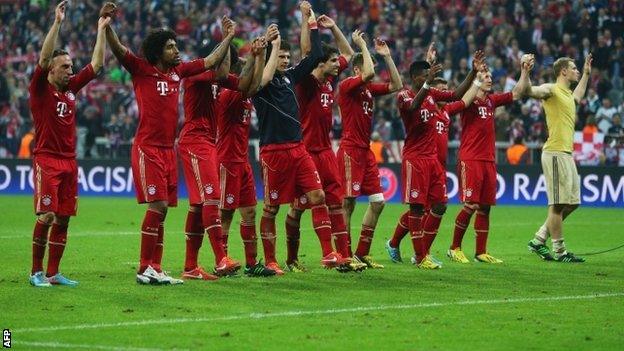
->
[478,106,489,119]
[156,81,169,96]
[56,102,68,117]
[241,109,251,124]
[211,84,219,100]
[436,120,445,134]
[362,101,373,115]
[320,93,331,107]
[420,109,430,122]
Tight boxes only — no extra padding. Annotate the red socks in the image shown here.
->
[184,209,203,271]
[240,219,257,266]
[389,211,409,248]
[423,211,443,255]
[355,225,375,257]
[311,205,334,257]
[409,210,425,263]
[32,220,50,274]
[46,223,68,277]
[285,213,301,264]
[260,209,277,263]
[475,211,490,255]
[139,209,163,273]
[203,202,226,264]
[451,206,475,249]
[329,207,350,258]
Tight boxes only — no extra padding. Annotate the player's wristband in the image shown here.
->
[308,21,318,30]
[473,80,482,88]
[422,82,430,90]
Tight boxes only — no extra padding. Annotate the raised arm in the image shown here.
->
[99,2,128,60]
[91,17,111,73]
[290,12,323,83]
[260,27,280,88]
[512,54,534,100]
[574,54,592,103]
[460,71,485,106]
[318,15,354,62]
[374,38,402,92]
[245,37,267,97]
[39,0,67,69]
[299,1,312,56]
[407,63,442,111]
[215,45,231,80]
[352,30,374,82]
[454,50,483,99]
[203,16,236,69]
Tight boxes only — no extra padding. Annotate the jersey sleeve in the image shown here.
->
[430,88,456,102]
[339,76,365,95]
[290,28,322,84]
[119,50,146,75]
[178,59,207,79]
[337,55,349,75]
[396,90,413,112]
[29,64,49,95]
[490,92,514,108]
[443,100,466,116]
[220,73,241,90]
[68,64,96,93]
[368,82,391,97]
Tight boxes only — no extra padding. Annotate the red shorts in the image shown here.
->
[260,143,322,206]
[33,155,78,216]
[179,143,220,206]
[131,144,178,206]
[219,161,257,210]
[402,158,446,205]
[293,148,343,209]
[337,146,382,198]
[458,160,497,205]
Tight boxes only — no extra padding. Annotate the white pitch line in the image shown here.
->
[16,341,173,351]
[14,292,624,333]
[2,221,623,240]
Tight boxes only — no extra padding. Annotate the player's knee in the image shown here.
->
[54,216,70,226]
[239,206,256,222]
[38,212,55,225]
[189,204,202,213]
[263,205,279,218]
[464,202,479,211]
[220,208,235,222]
[307,189,325,205]
[477,205,491,215]
[343,197,355,211]
[287,207,303,220]
[149,201,168,215]
[409,203,425,216]
[431,203,447,216]
[369,199,385,214]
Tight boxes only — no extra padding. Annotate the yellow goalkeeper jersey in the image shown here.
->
[543,82,576,153]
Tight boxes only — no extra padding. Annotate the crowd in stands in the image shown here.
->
[1,0,624,165]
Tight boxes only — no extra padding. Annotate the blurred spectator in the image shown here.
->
[507,137,529,165]
[17,127,34,158]
[370,132,385,164]
[608,114,623,136]
[583,116,599,135]
[596,98,618,133]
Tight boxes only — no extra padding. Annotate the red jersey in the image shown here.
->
[29,63,96,158]
[435,101,466,166]
[216,88,253,163]
[297,56,348,152]
[337,76,390,149]
[397,88,455,159]
[180,72,240,145]
[458,92,513,162]
[120,51,205,147]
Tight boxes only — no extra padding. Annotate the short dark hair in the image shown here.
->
[409,60,431,78]
[319,43,339,63]
[265,40,291,62]
[352,52,377,69]
[52,49,69,58]
[279,41,291,51]
[142,28,177,64]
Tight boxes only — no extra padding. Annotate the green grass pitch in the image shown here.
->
[1,195,623,350]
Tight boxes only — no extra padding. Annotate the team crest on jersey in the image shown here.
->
[170,73,180,82]
[410,190,419,199]
[352,182,361,192]
[464,188,473,198]
[226,194,235,204]
[204,184,214,195]
[41,195,52,206]
[299,195,308,205]
[66,92,75,101]
[147,184,157,196]
[270,190,279,200]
